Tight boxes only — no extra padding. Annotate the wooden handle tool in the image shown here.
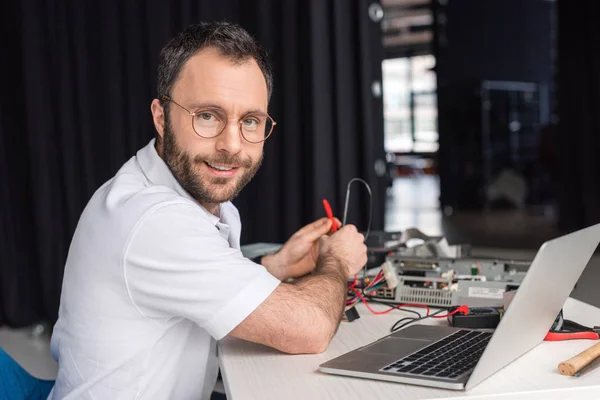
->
[558,341,600,376]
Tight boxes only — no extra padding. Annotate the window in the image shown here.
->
[382,55,438,154]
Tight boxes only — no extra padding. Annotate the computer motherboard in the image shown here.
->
[360,240,530,308]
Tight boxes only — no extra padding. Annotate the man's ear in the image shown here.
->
[151,99,165,138]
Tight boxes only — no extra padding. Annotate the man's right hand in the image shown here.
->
[318,224,368,277]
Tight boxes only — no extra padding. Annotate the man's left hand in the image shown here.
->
[262,217,341,280]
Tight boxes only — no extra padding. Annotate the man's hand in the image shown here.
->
[262,217,341,280]
[318,224,368,277]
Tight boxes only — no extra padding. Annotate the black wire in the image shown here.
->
[364,297,423,319]
[342,178,372,240]
[391,317,418,332]
[391,308,447,333]
[341,178,372,288]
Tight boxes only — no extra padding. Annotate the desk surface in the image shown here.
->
[219,297,600,400]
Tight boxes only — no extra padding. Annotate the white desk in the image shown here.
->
[219,298,600,399]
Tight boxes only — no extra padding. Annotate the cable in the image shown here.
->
[391,309,447,333]
[345,264,427,320]
[390,306,470,332]
[364,297,423,319]
[340,178,372,289]
[342,178,372,241]
[391,317,419,331]
[431,305,469,319]
[363,283,385,292]
[349,285,431,316]
[338,178,430,324]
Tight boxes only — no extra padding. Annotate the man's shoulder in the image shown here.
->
[95,172,185,216]
[80,162,210,240]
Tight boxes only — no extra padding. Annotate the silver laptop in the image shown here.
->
[319,223,600,390]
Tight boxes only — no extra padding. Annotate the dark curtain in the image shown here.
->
[556,0,600,232]
[0,0,386,327]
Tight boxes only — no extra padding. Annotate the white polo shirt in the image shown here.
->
[49,139,280,399]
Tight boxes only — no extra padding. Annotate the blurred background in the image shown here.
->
[2,0,600,383]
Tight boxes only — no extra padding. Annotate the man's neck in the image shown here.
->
[154,139,163,158]
[201,202,220,217]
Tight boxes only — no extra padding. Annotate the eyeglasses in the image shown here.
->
[161,95,276,143]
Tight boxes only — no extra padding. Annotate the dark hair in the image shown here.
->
[157,21,273,104]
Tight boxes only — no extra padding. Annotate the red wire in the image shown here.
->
[350,286,431,316]
[431,306,469,319]
[350,274,358,288]
[350,270,384,294]
[347,271,467,320]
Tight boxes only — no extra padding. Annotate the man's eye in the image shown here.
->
[199,113,214,121]
[243,118,259,127]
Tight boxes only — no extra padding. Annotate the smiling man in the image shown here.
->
[49,22,367,400]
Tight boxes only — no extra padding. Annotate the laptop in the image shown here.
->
[319,223,600,390]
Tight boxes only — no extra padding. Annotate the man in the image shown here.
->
[49,22,367,399]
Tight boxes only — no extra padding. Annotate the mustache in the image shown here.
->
[193,153,253,168]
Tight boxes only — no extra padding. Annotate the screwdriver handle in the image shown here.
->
[558,341,600,376]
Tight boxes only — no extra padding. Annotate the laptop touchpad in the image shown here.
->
[358,337,431,356]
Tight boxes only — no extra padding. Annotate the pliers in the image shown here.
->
[544,310,600,341]
[544,331,599,341]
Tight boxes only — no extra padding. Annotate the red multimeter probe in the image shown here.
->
[322,199,338,232]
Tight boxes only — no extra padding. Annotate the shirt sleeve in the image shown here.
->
[123,202,280,340]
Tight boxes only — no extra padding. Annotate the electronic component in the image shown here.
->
[450,307,502,329]
[363,274,520,308]
[366,252,531,307]
[454,281,513,308]
[387,255,530,281]
[348,229,532,311]
[364,229,470,269]
[344,306,360,322]
[382,261,398,289]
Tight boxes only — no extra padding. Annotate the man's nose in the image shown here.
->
[215,121,242,155]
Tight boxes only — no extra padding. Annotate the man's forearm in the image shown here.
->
[232,254,349,354]
[232,227,365,354]
[291,256,348,342]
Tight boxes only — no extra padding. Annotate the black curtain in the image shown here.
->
[0,0,386,327]
[556,0,600,232]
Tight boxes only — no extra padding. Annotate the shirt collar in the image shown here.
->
[136,139,221,226]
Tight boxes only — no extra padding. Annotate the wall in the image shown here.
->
[435,0,554,210]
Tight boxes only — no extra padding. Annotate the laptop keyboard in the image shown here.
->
[380,330,492,380]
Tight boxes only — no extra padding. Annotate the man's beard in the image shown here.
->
[161,119,263,206]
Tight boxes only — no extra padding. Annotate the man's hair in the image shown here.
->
[157,21,273,107]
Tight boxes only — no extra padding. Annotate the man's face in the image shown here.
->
[152,48,268,211]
